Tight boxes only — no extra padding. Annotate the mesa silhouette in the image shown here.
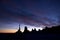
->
[0,25,60,40]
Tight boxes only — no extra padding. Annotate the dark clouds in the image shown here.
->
[0,0,60,29]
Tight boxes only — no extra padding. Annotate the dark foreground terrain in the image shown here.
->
[0,25,60,40]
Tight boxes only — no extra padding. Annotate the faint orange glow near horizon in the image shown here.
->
[0,29,17,33]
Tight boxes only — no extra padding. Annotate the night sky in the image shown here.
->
[0,0,60,33]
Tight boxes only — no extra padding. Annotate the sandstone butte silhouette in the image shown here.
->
[0,24,60,40]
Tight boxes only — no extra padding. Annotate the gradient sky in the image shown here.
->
[0,0,60,33]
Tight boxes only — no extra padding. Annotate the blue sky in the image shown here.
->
[0,0,60,32]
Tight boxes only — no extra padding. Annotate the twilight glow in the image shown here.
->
[0,0,60,33]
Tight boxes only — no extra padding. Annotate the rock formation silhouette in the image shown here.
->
[0,25,60,40]
[16,24,22,34]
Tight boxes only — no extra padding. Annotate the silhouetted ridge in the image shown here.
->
[15,25,60,33]
[0,25,60,40]
[42,25,60,33]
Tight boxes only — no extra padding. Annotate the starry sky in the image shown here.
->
[0,0,60,33]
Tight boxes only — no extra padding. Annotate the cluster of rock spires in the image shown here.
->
[0,24,60,40]
[16,24,60,33]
